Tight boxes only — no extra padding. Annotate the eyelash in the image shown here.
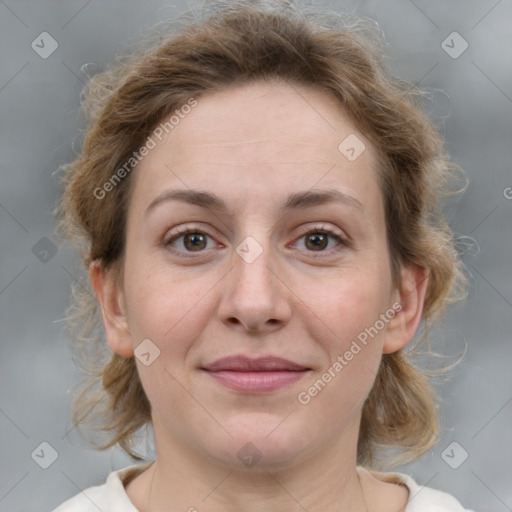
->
[163,224,348,259]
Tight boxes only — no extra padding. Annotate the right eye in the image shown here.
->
[163,226,220,256]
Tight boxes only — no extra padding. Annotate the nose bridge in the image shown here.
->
[233,233,275,298]
[218,231,290,332]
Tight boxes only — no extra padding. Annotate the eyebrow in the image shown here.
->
[145,188,364,216]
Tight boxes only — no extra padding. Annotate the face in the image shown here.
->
[93,80,426,471]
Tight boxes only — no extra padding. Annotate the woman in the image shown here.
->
[54,1,472,510]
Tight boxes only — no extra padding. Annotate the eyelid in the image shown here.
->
[164,223,220,243]
[292,223,347,242]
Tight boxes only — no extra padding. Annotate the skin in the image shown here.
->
[91,80,427,511]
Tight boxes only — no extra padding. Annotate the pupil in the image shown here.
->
[307,233,327,251]
[185,233,206,250]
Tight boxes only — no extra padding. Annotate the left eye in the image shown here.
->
[293,230,344,252]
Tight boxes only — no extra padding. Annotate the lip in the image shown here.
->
[202,356,310,393]
[203,356,309,372]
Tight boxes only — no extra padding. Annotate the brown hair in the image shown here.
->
[57,0,467,469]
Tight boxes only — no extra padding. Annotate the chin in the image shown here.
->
[203,413,315,472]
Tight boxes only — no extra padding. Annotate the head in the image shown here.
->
[58,1,466,470]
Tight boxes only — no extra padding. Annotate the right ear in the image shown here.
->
[89,260,134,357]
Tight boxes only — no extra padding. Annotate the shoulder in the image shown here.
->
[51,480,109,512]
[51,462,153,512]
[361,466,474,512]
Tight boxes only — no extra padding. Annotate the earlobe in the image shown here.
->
[382,265,428,354]
[89,260,134,358]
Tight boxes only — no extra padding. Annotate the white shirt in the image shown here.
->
[52,462,473,512]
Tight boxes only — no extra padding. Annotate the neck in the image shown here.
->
[138,421,368,512]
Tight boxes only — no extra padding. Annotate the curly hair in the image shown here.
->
[56,0,467,469]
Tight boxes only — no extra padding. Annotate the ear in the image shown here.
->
[382,265,428,354]
[89,260,134,357]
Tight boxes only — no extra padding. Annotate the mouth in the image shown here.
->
[201,356,311,393]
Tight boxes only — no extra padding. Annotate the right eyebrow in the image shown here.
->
[145,189,228,217]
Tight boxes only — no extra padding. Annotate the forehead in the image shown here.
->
[130,80,382,216]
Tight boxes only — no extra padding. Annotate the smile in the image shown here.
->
[201,356,311,393]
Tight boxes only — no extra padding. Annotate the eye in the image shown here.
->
[292,228,346,253]
[164,228,217,254]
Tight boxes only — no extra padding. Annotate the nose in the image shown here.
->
[216,236,292,335]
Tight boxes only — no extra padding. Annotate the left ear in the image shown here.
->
[382,265,428,354]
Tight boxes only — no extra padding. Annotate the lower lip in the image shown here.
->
[205,370,308,393]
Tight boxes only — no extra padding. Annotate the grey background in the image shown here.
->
[1,1,511,511]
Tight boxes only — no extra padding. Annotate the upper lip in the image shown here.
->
[202,356,309,372]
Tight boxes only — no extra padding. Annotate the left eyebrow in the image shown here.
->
[144,188,365,217]
[281,189,364,213]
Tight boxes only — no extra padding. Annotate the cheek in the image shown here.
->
[123,257,215,358]
[306,265,391,343]
[299,265,391,397]
[123,264,218,413]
